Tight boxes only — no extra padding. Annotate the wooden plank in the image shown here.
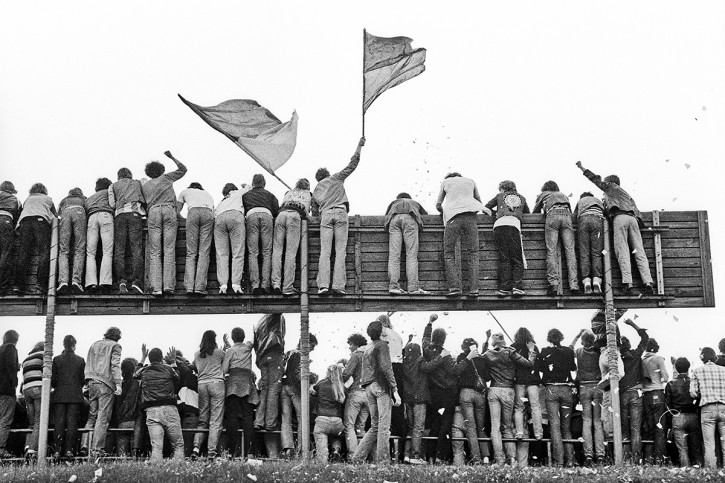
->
[698,211,715,307]
[652,211,665,302]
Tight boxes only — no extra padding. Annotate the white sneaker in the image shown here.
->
[219,285,227,294]
[409,457,426,465]
[232,284,243,294]
[403,456,410,464]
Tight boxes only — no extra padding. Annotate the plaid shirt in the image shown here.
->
[690,361,725,406]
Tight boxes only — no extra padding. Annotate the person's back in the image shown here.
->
[85,338,122,389]
[0,339,19,397]
[52,349,85,403]
[138,362,180,409]
[110,177,145,213]
[109,170,146,294]
[253,313,285,361]
[19,192,56,224]
[142,164,187,209]
[483,346,523,387]
[315,378,343,418]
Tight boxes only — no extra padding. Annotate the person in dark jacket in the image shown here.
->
[111,357,142,457]
[253,313,285,458]
[716,338,725,367]
[421,314,458,463]
[618,317,649,464]
[280,334,318,458]
[665,357,703,467]
[536,329,577,467]
[0,181,22,295]
[134,347,184,461]
[51,335,85,458]
[311,364,346,463]
[572,329,605,465]
[402,342,430,465]
[0,329,20,457]
[56,187,87,294]
[511,327,543,441]
[242,174,279,295]
[342,333,369,455]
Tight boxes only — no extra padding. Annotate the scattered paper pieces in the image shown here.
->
[68,476,77,483]
[247,474,258,482]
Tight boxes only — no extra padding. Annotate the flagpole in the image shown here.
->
[487,311,513,343]
[362,28,366,138]
[299,219,311,460]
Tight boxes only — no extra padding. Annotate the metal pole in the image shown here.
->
[362,28,367,137]
[37,217,59,466]
[603,220,623,466]
[299,219,310,460]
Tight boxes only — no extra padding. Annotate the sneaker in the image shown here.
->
[547,285,558,296]
[232,284,244,294]
[596,456,606,465]
[163,289,174,296]
[512,287,525,296]
[496,289,512,297]
[644,283,655,295]
[446,289,462,298]
[219,284,228,294]
[318,287,329,296]
[78,447,88,457]
[194,290,207,296]
[272,286,283,295]
[331,288,347,296]
[12,286,24,295]
[186,290,195,296]
[409,457,426,465]
[584,456,593,467]
[584,284,593,295]
[64,450,74,460]
[152,290,163,297]
[260,287,269,295]
[191,447,200,460]
[282,289,299,297]
[57,282,69,295]
[592,283,602,294]
[25,448,37,460]
[130,283,143,294]
[118,282,128,294]
[388,288,406,295]
[73,283,85,294]
[570,287,580,295]
[330,450,342,462]
[403,456,411,464]
[482,457,490,465]
[208,450,218,460]
[408,288,432,295]
[515,432,524,440]
[252,287,261,296]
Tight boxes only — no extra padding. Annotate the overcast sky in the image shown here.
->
[1,1,724,382]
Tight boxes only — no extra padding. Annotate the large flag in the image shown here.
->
[363,31,426,113]
[179,94,298,174]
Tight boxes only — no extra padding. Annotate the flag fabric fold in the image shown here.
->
[363,31,426,113]
[179,95,298,173]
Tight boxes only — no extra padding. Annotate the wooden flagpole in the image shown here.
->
[362,28,366,137]
[299,219,311,459]
[37,217,59,466]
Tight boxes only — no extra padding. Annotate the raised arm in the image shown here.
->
[576,161,609,192]
[163,151,188,181]
[335,137,365,181]
[422,313,437,351]
[569,329,586,349]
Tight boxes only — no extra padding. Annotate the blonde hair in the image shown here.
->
[327,364,346,404]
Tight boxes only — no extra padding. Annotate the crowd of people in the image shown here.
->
[1,313,724,468]
[0,150,657,298]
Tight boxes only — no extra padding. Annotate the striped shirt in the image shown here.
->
[22,350,44,391]
[691,361,725,406]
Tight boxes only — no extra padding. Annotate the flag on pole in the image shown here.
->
[363,31,426,113]
[179,95,298,174]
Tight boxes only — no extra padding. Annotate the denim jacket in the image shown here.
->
[84,338,122,391]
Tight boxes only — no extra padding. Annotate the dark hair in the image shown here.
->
[604,174,620,186]
[222,183,238,196]
[145,161,165,179]
[315,168,330,182]
[396,192,412,199]
[117,167,132,180]
[148,348,163,363]
[252,174,266,188]
[295,178,310,190]
[432,328,447,346]
[620,336,632,353]
[701,347,717,363]
[445,172,462,179]
[461,337,478,351]
[541,180,559,192]
[581,330,595,348]
[63,335,76,351]
[121,358,138,380]
[580,191,594,199]
[199,330,217,358]
[30,183,48,195]
[104,326,122,341]
[188,182,203,190]
[309,334,318,346]
[718,338,725,354]
[30,341,44,354]
[646,338,660,353]
[674,357,690,374]
[498,180,516,192]
[2,330,18,344]
[367,321,383,341]
[347,333,367,348]
[231,327,245,344]
[309,372,319,385]
[547,328,564,346]
[513,327,535,347]
[68,187,84,198]
[95,178,112,192]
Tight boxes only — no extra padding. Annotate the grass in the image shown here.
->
[3,460,725,482]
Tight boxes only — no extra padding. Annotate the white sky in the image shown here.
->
[1,1,724,383]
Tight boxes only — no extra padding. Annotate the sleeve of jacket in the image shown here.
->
[532,193,545,214]
[171,366,181,392]
[112,344,123,388]
[420,354,445,374]
[342,353,358,381]
[567,347,577,372]
[335,152,361,181]
[632,329,650,359]
[51,358,59,389]
[422,323,432,352]
[582,168,610,192]
[664,381,673,408]
[377,343,397,391]
[484,196,497,213]
[167,160,188,182]
[452,355,470,376]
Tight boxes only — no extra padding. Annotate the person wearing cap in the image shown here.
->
[271,178,312,296]
[576,161,655,295]
[13,183,57,295]
[177,182,215,295]
[85,178,115,294]
[690,347,725,469]
[214,183,250,294]
[243,174,279,296]
[384,192,430,295]
[0,181,22,295]
[56,187,87,295]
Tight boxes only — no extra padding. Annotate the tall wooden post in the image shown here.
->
[37,217,59,466]
[299,219,311,460]
[603,220,623,466]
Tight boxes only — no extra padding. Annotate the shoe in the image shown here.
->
[408,288,431,295]
[260,287,269,295]
[57,282,69,295]
[331,288,347,296]
[73,283,85,294]
[512,287,525,296]
[593,283,602,294]
[584,284,592,295]
[219,284,228,294]
[644,283,655,295]
[118,282,128,294]
[252,287,261,296]
[130,283,143,294]
[585,456,593,467]
[318,287,329,296]
[596,456,606,465]
[547,285,558,296]
[194,290,207,296]
[208,450,218,460]
[388,288,406,295]
[330,450,342,462]
[191,447,200,460]
[78,447,88,457]
[515,432,523,440]
[232,284,243,294]
[403,456,410,464]
[409,457,426,465]
[482,457,490,465]
[186,290,195,296]
[99,284,112,295]
[163,289,174,296]
[272,286,283,295]
[282,289,299,297]
[24,448,37,460]
[496,289,512,297]
[152,290,163,297]
[64,450,74,460]
[446,289,462,298]
[467,290,479,298]
[12,286,24,295]
[570,287,580,295]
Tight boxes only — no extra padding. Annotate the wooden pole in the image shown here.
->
[37,217,59,466]
[603,220,623,466]
[362,28,367,137]
[299,219,311,459]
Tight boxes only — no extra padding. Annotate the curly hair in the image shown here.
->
[315,168,330,182]
[498,180,516,192]
[145,161,166,179]
[95,178,112,192]
[295,178,310,190]
[121,357,138,380]
[547,328,564,346]
[347,333,367,348]
[117,167,132,180]
[513,327,535,347]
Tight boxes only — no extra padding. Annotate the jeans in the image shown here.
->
[578,215,603,281]
[313,416,344,463]
[246,212,273,290]
[85,212,114,287]
[113,212,144,287]
[271,210,301,292]
[224,395,256,457]
[404,403,426,460]
[451,406,466,466]
[14,217,51,291]
[184,207,214,292]
[114,419,142,456]
[53,402,81,456]
[701,402,725,469]
[146,405,184,461]
[317,207,349,291]
[147,205,178,292]
[193,380,225,454]
[493,225,524,291]
[84,381,115,452]
[181,412,199,457]
[0,216,15,291]
[602,389,614,441]
[0,395,15,455]
[388,214,420,291]
[354,382,392,464]
[612,214,653,285]
[58,208,86,285]
[514,384,543,440]
[620,387,643,463]
[254,352,284,431]
[214,210,245,287]
[23,386,42,452]
[545,385,575,466]
[642,389,667,463]
[344,389,369,454]
[460,387,490,461]
[672,412,703,467]
[578,382,605,459]
[281,385,301,451]
[545,211,578,290]
[488,386,516,464]
[443,212,479,292]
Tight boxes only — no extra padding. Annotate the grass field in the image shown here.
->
[3,460,725,483]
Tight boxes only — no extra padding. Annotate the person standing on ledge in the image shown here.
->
[243,174,279,296]
[312,137,365,297]
[384,193,430,295]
